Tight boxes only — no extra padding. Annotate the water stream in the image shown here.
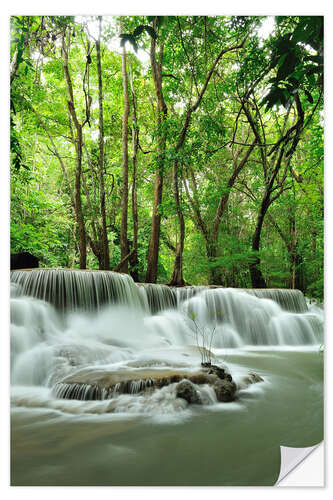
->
[10,269,324,485]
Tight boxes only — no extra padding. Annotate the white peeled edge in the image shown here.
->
[276,442,324,485]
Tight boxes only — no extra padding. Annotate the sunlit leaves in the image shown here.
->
[262,16,323,110]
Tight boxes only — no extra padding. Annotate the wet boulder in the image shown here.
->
[176,379,201,405]
[207,364,226,380]
[202,363,233,382]
[213,379,237,402]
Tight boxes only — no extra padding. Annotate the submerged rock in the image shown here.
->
[248,372,264,383]
[176,380,201,405]
[238,372,264,390]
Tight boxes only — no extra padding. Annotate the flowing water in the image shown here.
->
[10,269,324,486]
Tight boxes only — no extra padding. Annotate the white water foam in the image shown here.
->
[10,271,323,419]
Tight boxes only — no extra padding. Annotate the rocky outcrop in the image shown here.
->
[200,362,237,402]
[176,380,201,404]
[201,362,232,380]
[52,360,262,405]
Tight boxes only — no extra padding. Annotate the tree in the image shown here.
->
[145,18,168,283]
[118,18,131,273]
[95,16,110,270]
[61,28,92,269]
[10,15,323,299]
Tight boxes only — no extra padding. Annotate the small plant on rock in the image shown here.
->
[185,310,221,366]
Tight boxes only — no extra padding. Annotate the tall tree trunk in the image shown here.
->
[249,193,269,288]
[145,168,164,283]
[119,20,130,273]
[81,168,103,268]
[96,17,110,270]
[293,251,304,291]
[248,142,287,288]
[242,93,304,289]
[288,214,304,291]
[73,125,87,269]
[145,24,167,283]
[267,213,304,291]
[62,32,90,269]
[129,63,139,281]
[169,160,185,286]
[206,238,224,285]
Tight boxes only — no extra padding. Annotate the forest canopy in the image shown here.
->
[10,15,324,299]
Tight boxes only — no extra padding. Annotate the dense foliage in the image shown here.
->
[10,15,324,299]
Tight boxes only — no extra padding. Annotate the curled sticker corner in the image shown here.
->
[276,442,323,485]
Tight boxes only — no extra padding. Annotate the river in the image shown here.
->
[10,270,324,486]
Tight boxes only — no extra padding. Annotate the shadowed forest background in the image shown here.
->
[10,15,324,298]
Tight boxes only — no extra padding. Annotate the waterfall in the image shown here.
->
[244,288,308,313]
[10,269,323,401]
[137,283,177,313]
[11,269,145,311]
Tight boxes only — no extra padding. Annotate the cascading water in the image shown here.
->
[11,269,323,393]
[10,269,324,486]
[11,269,146,311]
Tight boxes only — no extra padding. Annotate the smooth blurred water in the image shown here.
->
[10,271,324,485]
[11,349,323,486]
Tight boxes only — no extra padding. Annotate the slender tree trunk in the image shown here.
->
[81,169,103,267]
[293,251,304,291]
[288,215,304,290]
[169,160,185,286]
[62,31,91,269]
[249,193,269,288]
[146,169,164,283]
[248,143,287,288]
[96,17,110,270]
[129,64,139,281]
[206,238,224,285]
[145,26,167,283]
[74,125,87,269]
[267,213,304,291]
[119,20,130,273]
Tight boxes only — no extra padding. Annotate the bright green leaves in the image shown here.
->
[10,175,71,264]
[9,16,323,293]
[10,116,29,172]
[262,16,323,110]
